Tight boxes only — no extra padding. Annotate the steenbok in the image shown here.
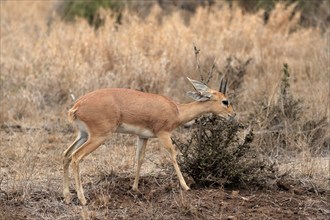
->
[63,77,235,205]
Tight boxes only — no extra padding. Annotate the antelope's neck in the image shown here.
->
[177,101,211,125]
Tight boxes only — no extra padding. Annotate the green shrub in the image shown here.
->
[57,0,329,29]
[230,0,329,27]
[58,0,123,27]
[173,48,275,188]
[174,116,275,188]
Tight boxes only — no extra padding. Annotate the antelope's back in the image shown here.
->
[71,88,180,132]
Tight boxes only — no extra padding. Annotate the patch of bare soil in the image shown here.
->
[1,173,329,220]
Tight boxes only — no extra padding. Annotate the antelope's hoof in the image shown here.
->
[64,193,72,204]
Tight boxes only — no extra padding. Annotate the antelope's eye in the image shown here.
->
[222,100,229,106]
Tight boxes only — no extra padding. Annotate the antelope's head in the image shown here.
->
[186,77,236,120]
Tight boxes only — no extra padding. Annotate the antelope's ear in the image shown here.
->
[187,77,210,93]
[186,91,212,101]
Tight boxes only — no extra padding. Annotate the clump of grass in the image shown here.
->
[250,64,303,156]
[302,117,329,156]
[251,63,329,157]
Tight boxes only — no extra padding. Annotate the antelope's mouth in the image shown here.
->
[218,112,236,121]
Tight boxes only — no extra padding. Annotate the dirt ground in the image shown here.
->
[1,172,329,220]
[0,125,329,220]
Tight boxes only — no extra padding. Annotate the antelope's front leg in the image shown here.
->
[133,137,148,191]
[157,132,190,190]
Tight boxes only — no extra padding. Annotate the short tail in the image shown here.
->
[68,107,78,122]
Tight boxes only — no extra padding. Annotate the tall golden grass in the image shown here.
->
[0,1,329,218]
[1,2,328,123]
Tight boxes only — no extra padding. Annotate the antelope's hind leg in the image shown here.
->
[62,130,88,204]
[70,135,107,205]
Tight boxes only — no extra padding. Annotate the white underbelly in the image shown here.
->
[115,123,156,138]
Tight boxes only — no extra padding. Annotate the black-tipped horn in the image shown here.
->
[219,79,223,93]
[223,78,228,94]
[219,78,228,94]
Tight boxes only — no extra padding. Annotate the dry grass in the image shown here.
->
[1,1,329,219]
